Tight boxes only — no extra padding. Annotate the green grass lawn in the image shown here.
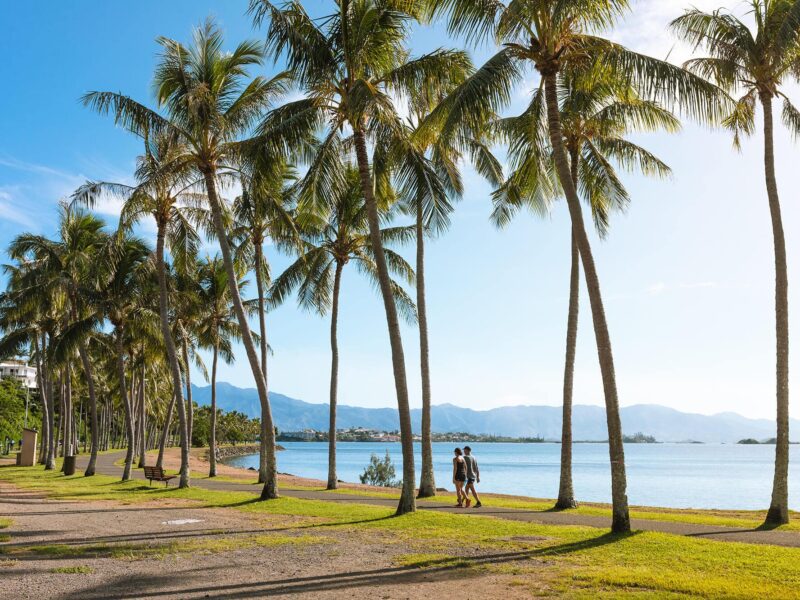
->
[2,463,800,598]
[110,449,800,532]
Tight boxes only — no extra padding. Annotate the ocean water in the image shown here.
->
[226,441,800,510]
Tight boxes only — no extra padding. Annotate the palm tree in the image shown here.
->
[73,132,204,487]
[672,0,800,526]
[0,265,60,470]
[433,0,728,532]
[389,77,504,497]
[493,72,678,509]
[231,156,297,483]
[83,20,296,498]
[95,234,154,480]
[251,0,471,514]
[271,161,416,490]
[8,203,108,477]
[196,255,250,477]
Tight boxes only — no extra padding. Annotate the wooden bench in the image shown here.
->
[143,466,176,487]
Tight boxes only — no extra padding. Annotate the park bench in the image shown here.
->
[143,465,176,487]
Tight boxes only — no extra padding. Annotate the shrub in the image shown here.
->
[359,451,400,487]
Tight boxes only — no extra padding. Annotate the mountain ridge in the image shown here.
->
[191,382,798,443]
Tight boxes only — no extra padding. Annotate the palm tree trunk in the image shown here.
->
[46,374,56,468]
[115,332,134,481]
[155,225,190,487]
[55,382,63,458]
[182,336,194,449]
[353,128,416,515]
[35,333,55,469]
[156,391,176,470]
[138,363,146,468]
[327,261,344,490]
[254,243,270,485]
[77,341,99,477]
[556,150,581,510]
[65,369,72,458]
[416,200,435,498]
[556,233,580,509]
[202,170,278,499]
[210,342,218,478]
[543,72,629,532]
[761,94,790,526]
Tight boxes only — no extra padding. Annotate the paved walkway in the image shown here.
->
[71,451,800,548]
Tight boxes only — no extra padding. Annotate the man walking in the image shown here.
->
[463,446,482,508]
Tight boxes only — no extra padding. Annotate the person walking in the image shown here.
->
[463,446,482,508]
[452,447,467,507]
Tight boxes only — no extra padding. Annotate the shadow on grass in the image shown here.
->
[60,531,633,599]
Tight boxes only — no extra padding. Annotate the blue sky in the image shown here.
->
[1,1,797,419]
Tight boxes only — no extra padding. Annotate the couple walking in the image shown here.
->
[452,446,482,508]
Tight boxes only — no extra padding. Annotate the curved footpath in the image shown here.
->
[78,451,800,548]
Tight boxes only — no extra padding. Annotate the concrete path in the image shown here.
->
[73,451,800,549]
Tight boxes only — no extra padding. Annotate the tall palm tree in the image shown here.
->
[251,0,471,514]
[9,204,108,477]
[73,132,203,487]
[91,234,154,480]
[271,161,416,490]
[232,157,297,483]
[433,0,728,532]
[672,0,800,526]
[83,21,297,498]
[196,255,249,477]
[389,79,504,497]
[493,73,678,509]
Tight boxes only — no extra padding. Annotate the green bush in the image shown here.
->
[359,451,400,487]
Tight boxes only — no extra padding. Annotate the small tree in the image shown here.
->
[360,452,400,488]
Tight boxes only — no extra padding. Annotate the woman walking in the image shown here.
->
[452,448,469,507]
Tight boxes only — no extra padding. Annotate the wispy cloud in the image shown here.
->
[0,155,77,180]
[0,188,37,228]
[611,0,748,63]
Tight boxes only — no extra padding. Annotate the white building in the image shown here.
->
[0,360,37,389]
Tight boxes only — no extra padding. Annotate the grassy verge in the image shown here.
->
[3,463,800,598]
[261,484,800,532]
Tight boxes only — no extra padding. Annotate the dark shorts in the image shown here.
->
[455,475,466,482]
[467,478,476,485]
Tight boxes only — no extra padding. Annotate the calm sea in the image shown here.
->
[226,441,800,510]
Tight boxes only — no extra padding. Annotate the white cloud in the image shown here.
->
[646,281,667,295]
[610,0,750,62]
[0,189,37,228]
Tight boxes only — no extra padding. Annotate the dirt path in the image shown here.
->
[91,451,800,548]
[0,483,543,599]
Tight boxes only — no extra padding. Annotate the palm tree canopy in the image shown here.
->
[493,71,677,233]
[431,0,732,124]
[671,0,800,147]
[270,163,417,321]
[196,255,255,364]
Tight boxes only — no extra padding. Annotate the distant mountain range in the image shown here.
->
[191,382,798,444]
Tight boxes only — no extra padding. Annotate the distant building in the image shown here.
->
[282,429,317,441]
[0,360,37,389]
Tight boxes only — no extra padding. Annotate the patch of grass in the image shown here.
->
[0,534,9,543]
[8,534,328,561]
[396,553,473,569]
[0,518,11,529]
[50,565,94,574]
